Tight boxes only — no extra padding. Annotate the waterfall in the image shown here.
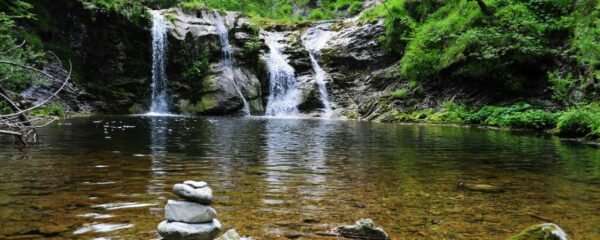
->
[264,32,302,117]
[214,11,251,116]
[148,10,170,115]
[302,26,334,118]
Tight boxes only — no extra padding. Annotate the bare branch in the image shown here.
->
[1,40,26,55]
[0,129,21,136]
[0,60,72,118]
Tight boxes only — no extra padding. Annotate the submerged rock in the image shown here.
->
[172,183,213,204]
[158,219,222,240]
[336,218,389,240]
[457,180,505,193]
[165,200,217,223]
[508,223,568,240]
[39,224,70,236]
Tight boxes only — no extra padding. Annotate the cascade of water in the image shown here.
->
[264,32,302,117]
[148,10,171,115]
[302,26,335,118]
[214,11,251,116]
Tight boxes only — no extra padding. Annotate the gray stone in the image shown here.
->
[165,200,217,223]
[216,229,242,240]
[173,184,213,204]
[183,180,208,189]
[158,219,222,240]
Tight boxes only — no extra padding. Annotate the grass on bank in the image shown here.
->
[390,102,600,141]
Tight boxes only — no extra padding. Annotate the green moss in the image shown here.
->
[391,88,408,99]
[508,224,565,240]
[177,95,218,115]
[128,103,144,114]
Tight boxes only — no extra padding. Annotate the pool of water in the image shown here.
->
[0,116,599,239]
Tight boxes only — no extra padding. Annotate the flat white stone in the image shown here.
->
[173,183,212,204]
[158,219,221,240]
[165,200,217,223]
[184,180,208,188]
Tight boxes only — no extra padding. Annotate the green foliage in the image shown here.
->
[393,102,559,131]
[391,102,600,141]
[379,2,415,55]
[182,50,209,80]
[555,103,600,139]
[570,0,600,83]
[463,103,557,130]
[0,1,46,92]
[244,36,262,54]
[548,70,576,103]
[31,103,66,117]
[80,0,151,26]
[307,9,330,20]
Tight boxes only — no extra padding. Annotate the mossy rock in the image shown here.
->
[508,223,568,240]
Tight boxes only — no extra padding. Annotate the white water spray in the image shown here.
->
[264,32,302,117]
[214,11,251,116]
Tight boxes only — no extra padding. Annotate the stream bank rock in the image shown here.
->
[508,223,568,240]
[158,180,221,240]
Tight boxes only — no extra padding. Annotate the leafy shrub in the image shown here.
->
[555,104,600,139]
[548,70,575,103]
[307,9,328,20]
[347,2,363,15]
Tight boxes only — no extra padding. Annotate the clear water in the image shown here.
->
[214,11,251,116]
[302,26,335,117]
[264,32,302,117]
[1,117,600,239]
[148,11,170,115]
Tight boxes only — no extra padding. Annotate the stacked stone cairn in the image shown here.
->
[158,181,221,240]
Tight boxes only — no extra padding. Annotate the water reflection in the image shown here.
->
[147,117,169,195]
[0,117,599,239]
[264,119,336,213]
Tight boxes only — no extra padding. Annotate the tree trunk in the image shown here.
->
[474,0,493,16]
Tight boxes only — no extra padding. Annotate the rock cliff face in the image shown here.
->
[254,18,397,119]
[163,8,265,115]
[29,0,153,113]
[27,1,397,118]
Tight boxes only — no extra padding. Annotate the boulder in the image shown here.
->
[508,223,568,240]
[173,183,213,204]
[165,200,217,223]
[158,219,222,240]
[336,218,389,240]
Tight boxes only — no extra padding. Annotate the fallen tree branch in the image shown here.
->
[0,129,21,136]
[0,54,72,146]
